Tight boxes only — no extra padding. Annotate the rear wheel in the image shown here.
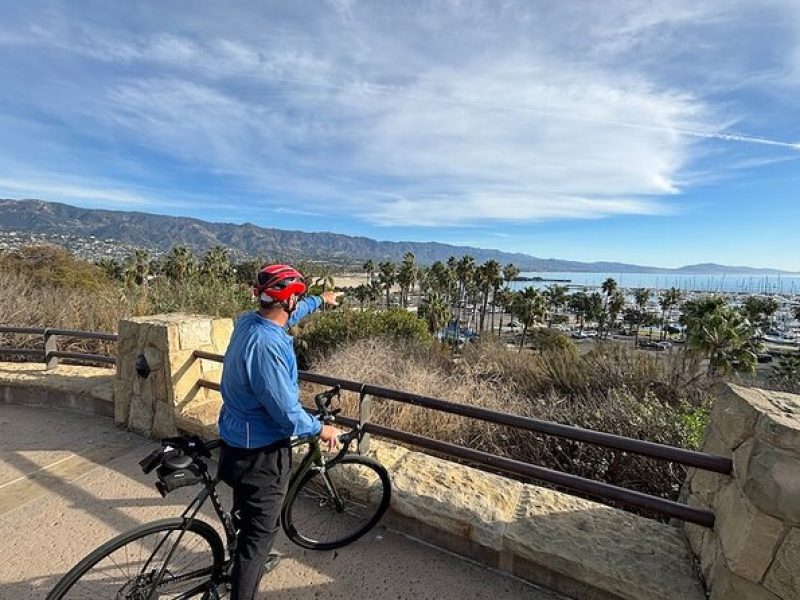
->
[46,518,225,599]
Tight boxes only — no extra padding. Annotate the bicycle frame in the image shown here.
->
[141,428,360,599]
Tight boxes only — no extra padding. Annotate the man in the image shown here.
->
[217,264,340,600]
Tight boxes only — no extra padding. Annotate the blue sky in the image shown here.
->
[0,1,798,270]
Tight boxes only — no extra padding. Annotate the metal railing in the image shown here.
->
[0,326,118,368]
[194,349,729,528]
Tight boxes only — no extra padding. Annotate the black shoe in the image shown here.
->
[262,553,281,576]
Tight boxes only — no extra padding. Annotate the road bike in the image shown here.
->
[46,386,392,599]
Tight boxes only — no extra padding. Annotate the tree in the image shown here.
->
[164,246,196,283]
[502,263,520,287]
[633,288,651,346]
[607,291,625,337]
[200,246,232,282]
[599,278,618,338]
[587,292,604,338]
[568,292,589,335]
[397,252,416,308]
[481,260,502,335]
[742,296,779,334]
[544,284,568,328]
[495,288,514,332]
[378,261,396,309]
[97,257,124,282]
[659,287,683,341]
[513,287,547,352]
[353,284,373,310]
[418,292,450,336]
[363,260,374,285]
[454,255,475,340]
[125,249,150,287]
[686,305,759,375]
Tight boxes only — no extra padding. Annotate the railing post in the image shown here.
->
[357,389,372,455]
[44,329,59,370]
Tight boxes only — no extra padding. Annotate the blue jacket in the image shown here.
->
[218,296,324,448]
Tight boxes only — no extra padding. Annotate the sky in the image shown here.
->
[0,1,798,270]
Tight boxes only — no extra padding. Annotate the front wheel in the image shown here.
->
[46,518,225,600]
[282,455,391,550]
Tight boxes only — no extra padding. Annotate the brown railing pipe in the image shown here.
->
[46,328,119,341]
[363,422,716,527]
[0,326,46,335]
[194,351,732,475]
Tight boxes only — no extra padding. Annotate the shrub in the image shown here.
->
[296,308,432,361]
[310,337,712,508]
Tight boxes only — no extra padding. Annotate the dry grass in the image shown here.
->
[311,337,712,506]
[0,270,129,360]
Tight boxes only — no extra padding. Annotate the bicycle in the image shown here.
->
[46,386,392,599]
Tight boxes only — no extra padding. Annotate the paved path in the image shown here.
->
[0,404,561,599]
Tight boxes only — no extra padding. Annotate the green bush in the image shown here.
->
[297,308,432,360]
[146,278,252,318]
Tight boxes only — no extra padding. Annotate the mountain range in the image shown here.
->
[0,199,792,274]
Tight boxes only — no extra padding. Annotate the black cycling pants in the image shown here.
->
[218,442,292,600]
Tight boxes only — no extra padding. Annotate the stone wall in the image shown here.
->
[684,383,800,600]
[114,313,232,438]
[0,362,114,417]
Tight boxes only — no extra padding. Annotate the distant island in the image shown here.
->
[0,198,794,275]
[514,276,572,283]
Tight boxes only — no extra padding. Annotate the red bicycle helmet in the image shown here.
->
[254,264,306,304]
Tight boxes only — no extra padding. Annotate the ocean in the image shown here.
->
[511,272,800,295]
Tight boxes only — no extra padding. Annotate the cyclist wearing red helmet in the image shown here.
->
[217,264,340,599]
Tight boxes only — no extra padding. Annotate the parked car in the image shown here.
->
[655,341,672,351]
[571,331,588,339]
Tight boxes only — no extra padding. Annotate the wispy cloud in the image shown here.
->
[0,1,797,228]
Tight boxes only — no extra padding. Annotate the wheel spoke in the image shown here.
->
[285,457,389,549]
[52,522,221,600]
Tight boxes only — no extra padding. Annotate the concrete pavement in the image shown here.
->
[0,404,561,599]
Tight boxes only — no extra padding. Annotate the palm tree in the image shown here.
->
[419,292,450,336]
[569,292,589,335]
[97,257,124,282]
[545,284,568,328]
[587,292,604,338]
[125,249,150,287]
[363,260,374,285]
[495,288,514,333]
[201,246,232,282]
[513,288,546,352]
[378,261,396,309]
[353,284,371,311]
[742,296,779,334]
[686,306,758,375]
[480,260,502,335]
[397,252,416,308]
[659,287,683,341]
[599,278,618,339]
[454,255,475,338]
[633,288,651,346]
[607,291,625,337]
[164,245,196,283]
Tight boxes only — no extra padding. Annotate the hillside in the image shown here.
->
[0,199,791,274]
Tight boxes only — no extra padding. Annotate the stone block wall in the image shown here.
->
[114,314,232,438]
[684,383,800,599]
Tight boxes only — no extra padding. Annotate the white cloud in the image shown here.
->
[0,1,797,227]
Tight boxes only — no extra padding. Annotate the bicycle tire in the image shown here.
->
[282,455,391,551]
[46,518,225,600]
